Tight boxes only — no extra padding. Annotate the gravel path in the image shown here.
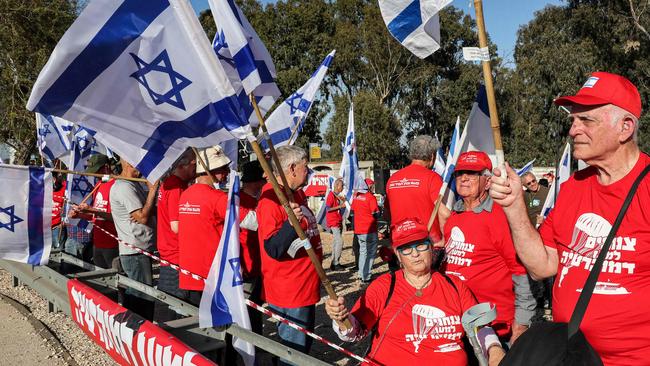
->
[0,269,116,366]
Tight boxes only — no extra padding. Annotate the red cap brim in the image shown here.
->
[554,95,610,108]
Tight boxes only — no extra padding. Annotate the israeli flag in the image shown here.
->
[27,0,251,182]
[35,113,73,163]
[263,50,336,148]
[209,0,280,126]
[460,85,497,167]
[516,159,536,176]
[199,172,254,366]
[0,164,52,265]
[441,116,462,184]
[433,147,446,177]
[339,103,367,215]
[540,143,571,219]
[379,0,452,59]
[314,175,336,227]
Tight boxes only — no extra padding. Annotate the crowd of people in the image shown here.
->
[47,71,648,366]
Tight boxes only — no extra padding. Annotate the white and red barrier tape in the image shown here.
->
[63,198,376,365]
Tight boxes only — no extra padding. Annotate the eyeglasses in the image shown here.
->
[397,241,431,255]
[524,179,537,186]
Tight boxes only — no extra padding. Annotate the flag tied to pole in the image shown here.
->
[378,0,452,58]
[209,0,281,127]
[339,103,367,215]
[199,171,254,366]
[0,164,52,265]
[263,50,336,149]
[460,85,497,167]
[27,0,251,182]
[540,142,571,218]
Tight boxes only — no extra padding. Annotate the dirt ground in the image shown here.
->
[261,229,391,365]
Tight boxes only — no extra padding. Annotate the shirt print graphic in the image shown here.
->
[559,212,635,295]
[405,304,463,353]
[388,177,421,189]
[445,226,474,271]
[179,201,201,215]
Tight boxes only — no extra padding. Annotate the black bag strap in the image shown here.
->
[568,164,650,338]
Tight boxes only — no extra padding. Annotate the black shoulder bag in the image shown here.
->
[500,164,650,366]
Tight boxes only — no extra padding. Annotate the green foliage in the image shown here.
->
[0,0,76,164]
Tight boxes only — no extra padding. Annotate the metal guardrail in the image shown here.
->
[0,253,330,366]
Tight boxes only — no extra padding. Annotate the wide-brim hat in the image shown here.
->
[195,146,231,174]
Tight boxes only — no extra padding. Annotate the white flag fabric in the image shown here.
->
[210,0,280,126]
[27,0,251,182]
[313,175,336,227]
[540,142,571,218]
[35,113,73,163]
[378,0,452,58]
[434,148,445,177]
[263,50,336,149]
[460,85,497,167]
[339,103,367,215]
[440,116,465,208]
[199,172,254,366]
[516,159,536,176]
[0,164,52,265]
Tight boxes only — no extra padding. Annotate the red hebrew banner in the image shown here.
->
[67,279,216,366]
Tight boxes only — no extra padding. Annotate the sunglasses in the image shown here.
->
[397,241,431,255]
[524,179,537,186]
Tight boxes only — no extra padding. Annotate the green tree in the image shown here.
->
[0,0,76,164]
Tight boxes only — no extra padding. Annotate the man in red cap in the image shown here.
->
[351,178,380,284]
[325,217,507,365]
[490,72,649,365]
[443,151,534,344]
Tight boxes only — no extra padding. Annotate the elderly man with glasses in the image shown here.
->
[443,151,536,344]
[521,172,550,227]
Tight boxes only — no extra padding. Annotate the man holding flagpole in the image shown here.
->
[490,72,650,365]
[257,145,323,364]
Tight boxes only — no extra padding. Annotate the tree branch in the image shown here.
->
[628,0,650,42]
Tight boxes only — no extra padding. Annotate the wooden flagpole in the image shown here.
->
[248,95,351,328]
[473,0,504,165]
[191,147,219,187]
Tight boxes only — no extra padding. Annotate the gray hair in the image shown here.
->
[520,171,535,181]
[172,149,195,171]
[272,145,308,174]
[409,135,440,161]
[606,104,639,143]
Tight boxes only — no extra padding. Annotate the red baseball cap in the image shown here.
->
[391,218,429,249]
[554,72,642,118]
[455,151,492,172]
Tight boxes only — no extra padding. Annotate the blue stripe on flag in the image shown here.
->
[27,167,46,265]
[476,85,490,117]
[41,146,56,162]
[210,177,240,325]
[386,0,422,42]
[232,44,258,82]
[136,94,248,176]
[33,0,168,116]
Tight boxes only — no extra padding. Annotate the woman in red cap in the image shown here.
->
[325,218,505,365]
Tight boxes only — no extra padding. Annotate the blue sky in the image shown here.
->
[190,0,564,65]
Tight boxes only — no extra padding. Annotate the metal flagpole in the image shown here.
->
[473,0,504,165]
[247,95,352,329]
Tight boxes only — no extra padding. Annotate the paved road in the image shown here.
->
[0,297,66,366]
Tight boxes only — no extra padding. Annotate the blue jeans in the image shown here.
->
[268,304,315,365]
[120,254,154,320]
[357,232,378,281]
[51,226,65,249]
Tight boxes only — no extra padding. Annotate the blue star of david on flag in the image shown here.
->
[130,50,192,111]
[38,123,51,137]
[0,205,24,232]
[71,176,93,198]
[213,31,237,69]
[229,258,244,287]
[285,93,305,115]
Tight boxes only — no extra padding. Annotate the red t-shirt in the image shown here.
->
[52,182,66,227]
[239,191,261,278]
[157,175,187,265]
[443,201,526,337]
[257,183,323,307]
[539,153,650,366]
[325,191,343,228]
[178,184,227,291]
[352,271,477,366]
[91,180,118,249]
[351,191,379,234]
[386,164,443,240]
